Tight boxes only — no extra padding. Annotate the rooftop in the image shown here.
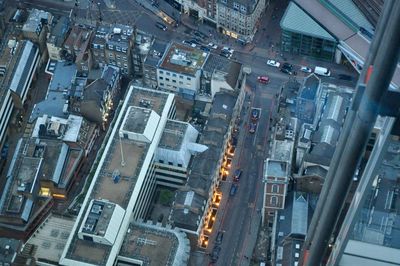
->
[30,61,77,122]
[158,120,188,151]
[159,42,208,76]
[0,237,21,264]
[202,53,242,89]
[64,25,92,52]
[281,1,336,41]
[47,16,71,47]
[61,86,174,266]
[26,213,75,264]
[118,221,190,266]
[22,9,50,33]
[144,38,168,68]
[265,159,289,178]
[170,92,237,231]
[299,74,320,101]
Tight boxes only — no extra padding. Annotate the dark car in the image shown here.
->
[282,62,293,69]
[215,231,224,245]
[200,45,210,52]
[251,108,260,120]
[211,246,221,262]
[155,22,167,31]
[249,122,257,133]
[233,169,242,182]
[230,136,238,146]
[338,74,353,81]
[229,183,238,196]
[280,67,292,75]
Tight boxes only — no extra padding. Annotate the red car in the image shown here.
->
[257,76,270,84]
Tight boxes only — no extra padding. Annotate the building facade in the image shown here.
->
[217,0,265,42]
[91,24,134,76]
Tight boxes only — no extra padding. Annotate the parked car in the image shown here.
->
[155,22,167,31]
[200,45,210,52]
[220,50,232,58]
[300,66,312,73]
[282,62,293,70]
[251,108,260,120]
[229,183,238,196]
[215,231,224,245]
[222,46,234,54]
[267,59,280,68]
[211,246,221,262]
[233,169,243,182]
[208,42,218,49]
[249,122,257,133]
[257,76,270,84]
[280,67,292,75]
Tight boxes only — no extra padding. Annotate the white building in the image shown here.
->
[157,42,208,100]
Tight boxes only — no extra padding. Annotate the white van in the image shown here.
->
[314,66,331,76]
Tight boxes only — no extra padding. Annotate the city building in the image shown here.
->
[217,0,266,43]
[70,65,120,128]
[117,221,190,265]
[157,42,208,100]
[327,117,400,265]
[169,91,245,248]
[270,192,316,266]
[13,213,75,265]
[296,74,322,125]
[60,85,177,266]
[297,89,352,194]
[91,24,134,76]
[263,159,290,214]
[131,31,153,78]
[143,38,168,89]
[280,1,338,61]
[0,237,22,265]
[155,119,206,188]
[46,16,71,61]
[30,61,77,122]
[63,25,93,73]
[0,40,40,163]
[22,9,52,53]
[292,0,399,87]
[199,53,243,104]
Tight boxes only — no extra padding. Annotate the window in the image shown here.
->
[233,2,239,10]
[186,77,191,81]
[178,163,183,167]
[159,159,164,163]
[270,196,278,206]
[159,70,164,74]
[179,75,184,79]
[172,73,177,77]
[168,162,173,166]
[166,72,171,76]
[271,184,279,193]
[166,78,170,81]
[172,79,176,83]
[160,82,164,86]
[159,76,163,80]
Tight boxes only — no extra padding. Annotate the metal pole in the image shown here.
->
[305,2,400,265]
[299,0,395,263]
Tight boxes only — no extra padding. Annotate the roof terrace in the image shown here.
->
[159,42,208,76]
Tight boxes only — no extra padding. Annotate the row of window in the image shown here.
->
[159,70,192,81]
[158,159,183,167]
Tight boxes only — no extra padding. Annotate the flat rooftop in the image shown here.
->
[62,86,173,266]
[118,222,190,266]
[266,159,289,178]
[159,42,208,76]
[26,213,75,264]
[272,139,294,162]
[158,120,188,151]
[122,107,152,134]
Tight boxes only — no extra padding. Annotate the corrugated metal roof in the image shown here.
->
[280,1,336,41]
[325,0,373,30]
